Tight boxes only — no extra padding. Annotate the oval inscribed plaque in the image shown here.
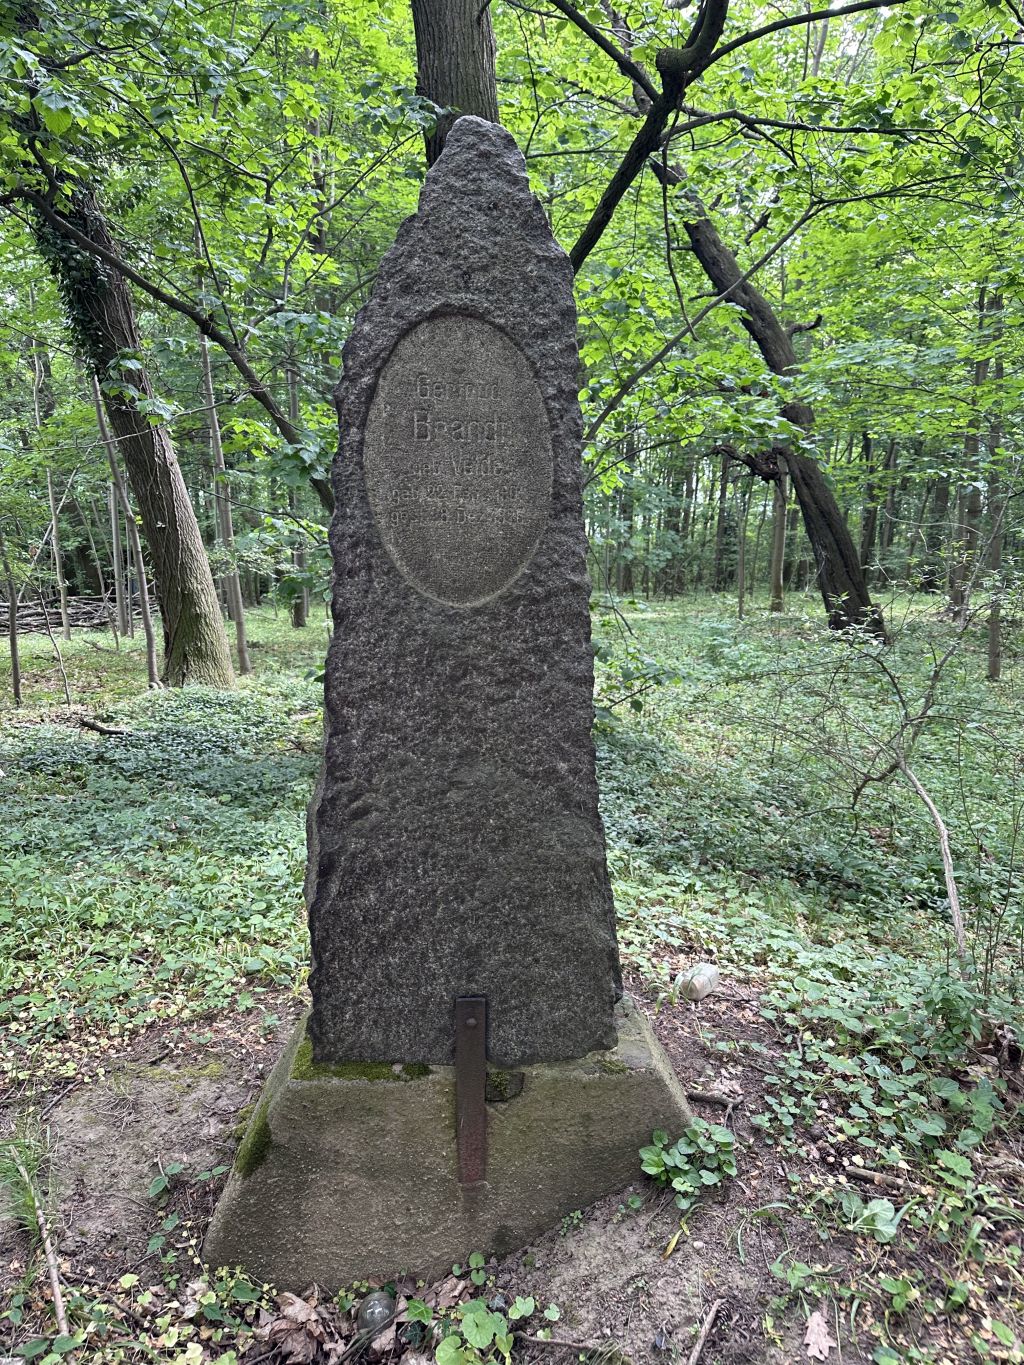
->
[363,315,553,607]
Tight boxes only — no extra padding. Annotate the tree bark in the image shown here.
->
[879,438,899,558]
[712,451,730,590]
[0,530,22,706]
[858,431,878,576]
[920,473,949,592]
[109,481,128,636]
[411,0,500,165]
[34,192,234,687]
[769,468,788,612]
[199,331,251,674]
[682,211,884,637]
[987,358,1004,682]
[288,370,309,628]
[47,468,71,641]
[92,378,160,688]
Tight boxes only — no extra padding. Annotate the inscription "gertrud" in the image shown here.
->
[363,315,553,607]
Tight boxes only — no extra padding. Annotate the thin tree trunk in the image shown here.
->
[34,190,233,686]
[810,17,830,77]
[949,288,990,621]
[680,210,884,637]
[879,439,899,558]
[288,369,309,628]
[199,332,251,674]
[71,496,108,605]
[47,468,71,641]
[921,474,950,592]
[712,452,729,590]
[109,481,128,635]
[768,469,788,612]
[736,484,750,618]
[92,378,160,688]
[749,484,770,600]
[411,0,500,166]
[0,531,22,706]
[859,431,878,577]
[987,357,1004,683]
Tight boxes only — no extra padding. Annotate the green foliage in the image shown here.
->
[0,613,323,1086]
[640,1120,738,1212]
[436,1300,514,1365]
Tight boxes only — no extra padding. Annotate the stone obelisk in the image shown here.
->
[205,117,689,1290]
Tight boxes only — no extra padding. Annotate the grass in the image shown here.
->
[1,591,1023,1361]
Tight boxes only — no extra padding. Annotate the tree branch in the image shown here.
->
[541,0,657,102]
[704,0,909,73]
[18,188,334,513]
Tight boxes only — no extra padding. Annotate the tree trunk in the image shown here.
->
[199,332,251,674]
[712,452,730,590]
[879,438,899,559]
[109,482,128,635]
[47,468,71,641]
[949,287,990,621]
[93,378,160,688]
[34,191,233,687]
[769,468,788,612]
[987,359,1004,682]
[920,474,950,592]
[736,483,750,618]
[411,0,500,165]
[858,431,878,577]
[288,370,309,628]
[681,211,884,637]
[0,530,22,706]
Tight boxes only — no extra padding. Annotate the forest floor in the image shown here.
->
[1,595,1023,1365]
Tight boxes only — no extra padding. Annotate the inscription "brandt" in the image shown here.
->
[363,315,553,607]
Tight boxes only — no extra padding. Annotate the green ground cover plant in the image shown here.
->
[1,594,1022,1361]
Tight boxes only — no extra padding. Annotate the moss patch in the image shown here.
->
[232,1101,256,1141]
[594,1057,630,1076]
[235,1098,272,1181]
[485,1069,525,1103]
[291,1036,431,1083]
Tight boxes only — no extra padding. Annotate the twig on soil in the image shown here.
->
[515,1334,603,1351]
[842,1165,909,1191]
[6,1146,69,1335]
[79,716,129,736]
[686,1089,744,1108]
[687,1297,725,1365]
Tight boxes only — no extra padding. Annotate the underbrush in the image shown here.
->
[596,595,1024,1362]
[1,596,1023,1361]
[0,614,323,1087]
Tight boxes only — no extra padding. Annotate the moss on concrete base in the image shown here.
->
[291,1037,431,1083]
[204,999,690,1290]
[234,1098,272,1180]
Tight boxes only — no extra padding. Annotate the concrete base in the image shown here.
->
[203,999,690,1290]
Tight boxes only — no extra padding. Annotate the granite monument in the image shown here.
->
[205,115,689,1290]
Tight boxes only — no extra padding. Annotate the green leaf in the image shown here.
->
[461,1310,498,1351]
[14,1342,50,1360]
[436,1333,464,1365]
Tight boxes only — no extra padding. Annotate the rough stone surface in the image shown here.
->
[203,999,690,1290]
[307,116,620,1066]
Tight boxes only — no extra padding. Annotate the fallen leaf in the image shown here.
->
[432,1275,467,1309]
[804,1309,836,1360]
[279,1292,321,1327]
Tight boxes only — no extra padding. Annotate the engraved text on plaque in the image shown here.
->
[363,314,553,606]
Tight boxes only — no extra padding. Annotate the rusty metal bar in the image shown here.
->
[455,996,487,1185]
